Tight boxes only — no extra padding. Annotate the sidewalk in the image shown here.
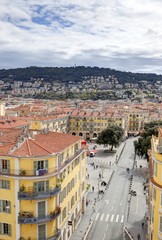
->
[124,155,149,240]
[70,142,126,240]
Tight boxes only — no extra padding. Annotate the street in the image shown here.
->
[87,138,135,240]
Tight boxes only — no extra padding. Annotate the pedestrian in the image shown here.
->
[92,186,94,192]
[142,222,144,228]
[87,174,89,179]
[137,233,141,240]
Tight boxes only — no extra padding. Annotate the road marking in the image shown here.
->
[116,215,119,222]
[100,213,104,221]
[105,214,109,221]
[103,233,106,240]
[121,215,124,223]
[110,214,114,222]
[106,224,109,231]
[95,213,99,221]
[120,200,122,206]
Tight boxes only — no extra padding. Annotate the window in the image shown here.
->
[160,216,162,232]
[58,153,64,166]
[34,160,48,175]
[38,224,46,240]
[0,223,11,236]
[0,200,11,213]
[0,180,10,189]
[34,181,49,192]
[0,159,10,173]
[62,207,66,221]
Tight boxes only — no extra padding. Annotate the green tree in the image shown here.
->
[134,121,162,159]
[96,126,124,150]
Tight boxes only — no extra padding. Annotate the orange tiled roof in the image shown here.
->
[11,132,81,157]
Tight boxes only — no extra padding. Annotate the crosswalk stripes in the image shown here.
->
[95,213,99,221]
[115,215,119,222]
[121,215,124,223]
[105,214,109,221]
[94,213,124,223]
[100,213,104,221]
[110,214,114,222]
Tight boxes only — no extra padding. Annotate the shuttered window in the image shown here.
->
[0,223,11,236]
[0,160,10,173]
[0,200,11,213]
[0,180,10,189]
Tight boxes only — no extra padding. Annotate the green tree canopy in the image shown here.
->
[96,126,124,150]
[134,120,162,159]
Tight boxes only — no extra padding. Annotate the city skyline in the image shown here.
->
[1,0,162,74]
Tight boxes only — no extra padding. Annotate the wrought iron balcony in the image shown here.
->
[18,187,61,200]
[18,210,61,224]
[19,229,61,240]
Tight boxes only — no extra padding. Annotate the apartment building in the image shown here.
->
[148,128,162,239]
[69,110,125,140]
[0,131,86,240]
[29,114,68,133]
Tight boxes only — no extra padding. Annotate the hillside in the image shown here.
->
[0,66,162,84]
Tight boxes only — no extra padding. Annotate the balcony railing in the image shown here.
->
[19,229,61,240]
[18,211,61,224]
[0,148,84,177]
[18,187,61,200]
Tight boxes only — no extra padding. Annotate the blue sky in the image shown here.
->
[0,0,162,74]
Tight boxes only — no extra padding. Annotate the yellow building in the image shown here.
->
[69,110,125,140]
[29,114,68,134]
[149,128,162,240]
[0,131,86,240]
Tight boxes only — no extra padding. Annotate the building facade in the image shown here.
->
[148,128,162,240]
[0,131,86,240]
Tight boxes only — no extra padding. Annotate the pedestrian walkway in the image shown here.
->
[70,142,126,240]
[124,155,149,240]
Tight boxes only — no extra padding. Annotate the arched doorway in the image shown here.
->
[93,133,97,138]
[79,132,83,137]
[72,132,76,136]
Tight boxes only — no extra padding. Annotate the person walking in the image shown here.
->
[137,233,141,240]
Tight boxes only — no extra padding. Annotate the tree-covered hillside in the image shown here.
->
[0,66,162,84]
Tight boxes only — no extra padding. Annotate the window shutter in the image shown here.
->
[34,161,37,174]
[8,201,11,213]
[34,182,37,192]
[46,180,49,191]
[0,223,2,234]
[7,160,10,173]
[45,160,48,170]
[7,181,10,189]
[0,180,2,188]
[8,224,11,236]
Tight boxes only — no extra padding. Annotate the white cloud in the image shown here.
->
[0,0,162,73]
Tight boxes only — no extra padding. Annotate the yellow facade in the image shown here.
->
[0,133,86,240]
[149,128,162,240]
[69,113,125,140]
[30,116,68,133]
